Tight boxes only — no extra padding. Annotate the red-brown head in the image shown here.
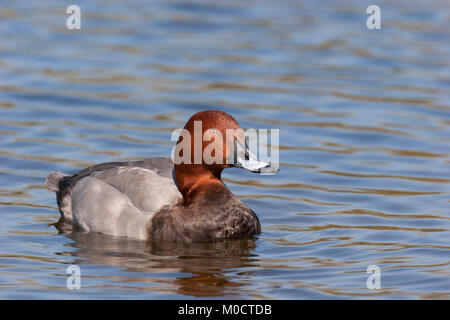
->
[172,110,274,202]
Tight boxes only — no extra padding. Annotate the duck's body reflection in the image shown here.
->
[54,219,259,297]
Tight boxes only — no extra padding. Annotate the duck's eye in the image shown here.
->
[210,129,216,136]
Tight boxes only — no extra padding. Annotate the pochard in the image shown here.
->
[46,110,278,242]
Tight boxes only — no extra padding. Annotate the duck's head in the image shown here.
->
[172,110,278,200]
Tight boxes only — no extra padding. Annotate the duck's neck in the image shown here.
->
[174,165,226,204]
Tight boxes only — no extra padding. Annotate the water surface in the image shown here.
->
[0,0,449,299]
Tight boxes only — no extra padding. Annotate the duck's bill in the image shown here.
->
[228,139,279,174]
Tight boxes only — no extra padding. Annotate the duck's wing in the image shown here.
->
[70,176,152,239]
[88,160,181,214]
[47,158,182,236]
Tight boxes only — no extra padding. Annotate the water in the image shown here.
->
[0,0,449,299]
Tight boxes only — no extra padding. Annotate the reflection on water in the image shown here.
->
[55,220,258,298]
[0,0,449,299]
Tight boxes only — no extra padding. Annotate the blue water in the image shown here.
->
[0,0,449,299]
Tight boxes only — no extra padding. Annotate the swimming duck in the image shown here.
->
[46,110,278,242]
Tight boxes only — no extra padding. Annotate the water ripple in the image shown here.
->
[0,0,449,299]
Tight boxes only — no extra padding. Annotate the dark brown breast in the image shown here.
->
[148,185,261,242]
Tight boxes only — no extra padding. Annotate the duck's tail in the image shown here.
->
[46,171,74,221]
[46,171,69,192]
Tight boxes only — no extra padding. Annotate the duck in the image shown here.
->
[46,110,278,242]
